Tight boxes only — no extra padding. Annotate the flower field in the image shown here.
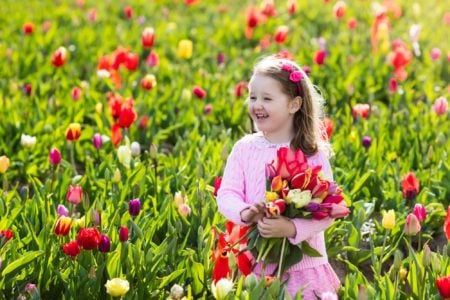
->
[0,0,449,299]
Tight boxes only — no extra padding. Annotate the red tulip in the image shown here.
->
[313,50,326,65]
[119,226,129,242]
[54,216,72,236]
[124,53,139,71]
[24,84,32,96]
[352,103,370,119]
[184,0,198,4]
[0,229,13,241]
[444,207,450,240]
[401,172,420,200]
[123,6,133,19]
[272,147,308,180]
[389,77,398,93]
[347,18,358,30]
[388,40,413,69]
[62,241,81,257]
[193,86,207,99]
[274,25,289,44]
[141,27,155,48]
[235,81,248,98]
[140,74,157,90]
[22,22,35,35]
[51,47,68,67]
[322,117,334,139]
[117,104,137,128]
[138,115,149,129]
[213,177,222,197]
[67,185,83,205]
[261,0,277,18]
[71,87,81,101]
[111,123,122,146]
[49,148,61,165]
[77,228,101,250]
[266,199,286,216]
[65,123,81,141]
[436,275,450,299]
[286,0,297,15]
[333,1,346,19]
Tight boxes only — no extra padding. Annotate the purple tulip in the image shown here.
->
[92,209,101,227]
[98,234,111,253]
[306,202,321,212]
[129,199,141,217]
[57,204,69,217]
[92,133,103,149]
[49,148,61,165]
[362,136,372,149]
[217,52,226,65]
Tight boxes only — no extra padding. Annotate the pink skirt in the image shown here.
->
[254,263,340,299]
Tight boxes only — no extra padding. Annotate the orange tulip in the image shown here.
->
[140,74,157,90]
[401,172,420,200]
[65,123,81,141]
[22,22,35,35]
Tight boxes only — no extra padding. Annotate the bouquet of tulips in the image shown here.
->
[247,147,350,278]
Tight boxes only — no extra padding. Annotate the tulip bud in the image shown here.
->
[98,234,111,253]
[65,123,81,141]
[422,244,431,267]
[119,226,129,242]
[382,210,396,230]
[130,142,141,157]
[71,87,81,101]
[433,96,448,116]
[140,74,157,90]
[92,133,103,149]
[393,249,403,270]
[105,278,130,297]
[217,52,226,65]
[193,86,207,99]
[212,278,233,300]
[399,267,408,281]
[0,156,10,174]
[95,102,103,114]
[92,209,101,227]
[117,145,131,168]
[51,46,68,67]
[113,168,121,183]
[57,204,69,217]
[149,144,158,160]
[129,199,141,216]
[178,203,191,217]
[404,213,421,236]
[244,273,258,290]
[170,284,184,299]
[67,185,83,205]
[146,51,159,67]
[362,136,372,149]
[430,48,441,61]
[204,104,213,115]
[22,22,35,35]
[141,27,155,48]
[177,39,193,59]
[413,204,427,222]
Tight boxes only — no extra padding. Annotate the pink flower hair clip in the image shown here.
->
[281,63,304,94]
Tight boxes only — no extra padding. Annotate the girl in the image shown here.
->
[217,55,340,299]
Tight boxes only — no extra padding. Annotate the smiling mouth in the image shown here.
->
[255,113,269,119]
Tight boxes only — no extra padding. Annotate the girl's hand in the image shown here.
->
[240,202,265,223]
[257,216,296,238]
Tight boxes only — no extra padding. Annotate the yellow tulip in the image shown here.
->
[382,209,396,230]
[113,168,121,183]
[265,191,279,202]
[399,267,408,281]
[0,156,10,174]
[105,278,130,297]
[177,39,193,59]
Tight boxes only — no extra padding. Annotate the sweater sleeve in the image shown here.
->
[216,142,251,226]
[288,151,334,245]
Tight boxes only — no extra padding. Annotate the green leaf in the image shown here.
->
[350,171,373,195]
[158,269,185,289]
[190,262,205,295]
[300,241,322,257]
[2,250,44,277]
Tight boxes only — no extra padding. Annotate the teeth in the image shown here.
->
[256,113,268,119]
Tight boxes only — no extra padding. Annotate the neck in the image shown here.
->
[262,131,293,144]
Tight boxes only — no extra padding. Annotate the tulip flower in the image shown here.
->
[54,216,72,236]
[22,22,35,35]
[436,275,450,299]
[113,168,121,183]
[413,204,427,222]
[140,51,155,68]
[141,27,155,48]
[138,115,149,129]
[204,104,213,115]
[57,204,69,217]
[444,207,450,240]
[92,133,103,149]
[211,278,233,300]
[124,53,139,71]
[49,148,61,165]
[62,241,80,257]
[313,49,327,65]
[117,145,131,168]
[105,278,130,297]
[71,87,81,101]
[213,177,222,197]
[119,226,129,242]
[266,199,286,216]
[23,84,32,96]
[170,284,184,299]
[274,25,288,44]
[193,86,207,99]
[77,228,101,250]
[433,97,448,116]
[389,77,398,93]
[0,229,13,241]
[177,39,193,59]
[51,47,68,67]
[382,210,396,230]
[322,118,334,140]
[347,18,358,30]
[362,136,372,149]
[123,6,133,19]
[333,1,346,19]
[430,48,441,61]
[404,213,421,236]
[66,185,82,205]
[287,0,297,15]
[217,52,226,65]
[130,142,141,157]
[178,204,191,217]
[352,104,370,119]
[98,234,111,253]
[21,134,36,148]
[401,172,420,200]
[129,199,141,216]
[118,105,137,129]
[0,156,10,174]
[65,123,81,141]
[140,74,157,90]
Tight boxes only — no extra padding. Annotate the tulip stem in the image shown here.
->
[277,238,287,279]
[69,142,78,175]
[2,174,7,194]
[377,230,388,276]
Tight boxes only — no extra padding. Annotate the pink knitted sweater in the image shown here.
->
[217,133,335,272]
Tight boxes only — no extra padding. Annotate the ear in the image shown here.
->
[289,96,302,114]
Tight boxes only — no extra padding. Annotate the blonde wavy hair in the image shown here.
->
[250,55,332,157]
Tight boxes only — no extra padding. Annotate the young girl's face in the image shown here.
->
[248,73,299,142]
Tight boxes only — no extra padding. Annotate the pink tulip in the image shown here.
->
[433,97,448,115]
[329,202,350,218]
[430,48,441,61]
[71,87,81,101]
[405,213,421,236]
[413,204,427,222]
[67,185,82,205]
[49,148,61,165]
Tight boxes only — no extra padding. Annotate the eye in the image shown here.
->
[264,97,272,101]
[249,96,257,101]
